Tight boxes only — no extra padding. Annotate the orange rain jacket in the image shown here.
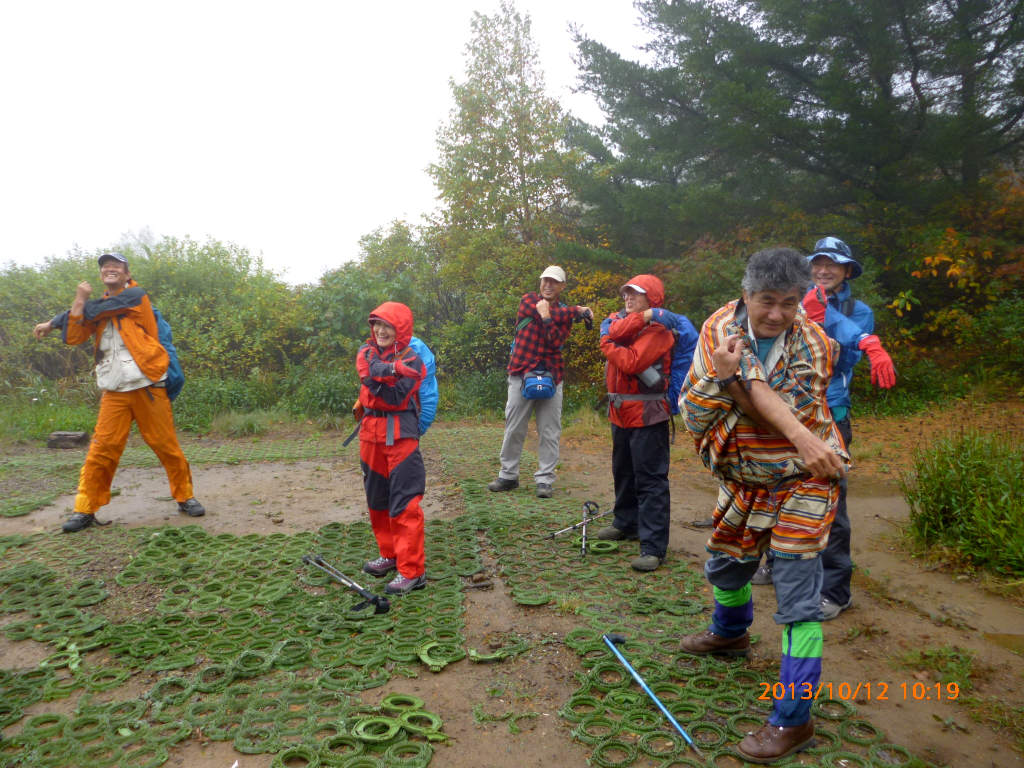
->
[62,280,169,383]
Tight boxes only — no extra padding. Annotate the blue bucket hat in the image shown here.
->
[808,237,862,279]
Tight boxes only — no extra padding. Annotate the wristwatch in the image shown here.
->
[714,374,740,391]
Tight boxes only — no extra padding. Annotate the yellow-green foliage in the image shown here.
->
[0,238,311,388]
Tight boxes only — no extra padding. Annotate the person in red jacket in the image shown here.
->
[595,275,676,572]
[355,302,428,595]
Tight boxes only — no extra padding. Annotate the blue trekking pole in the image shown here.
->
[602,634,703,759]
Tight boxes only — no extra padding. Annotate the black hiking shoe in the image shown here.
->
[487,477,519,493]
[178,498,206,517]
[63,513,96,533]
[536,483,553,499]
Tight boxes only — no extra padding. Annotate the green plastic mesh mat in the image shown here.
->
[0,426,931,767]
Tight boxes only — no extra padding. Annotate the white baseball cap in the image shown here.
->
[539,265,566,283]
[620,283,647,294]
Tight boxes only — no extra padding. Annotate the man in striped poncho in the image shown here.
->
[678,248,849,764]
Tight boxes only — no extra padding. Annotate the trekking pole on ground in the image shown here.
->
[603,634,703,759]
[545,500,611,540]
[303,555,391,614]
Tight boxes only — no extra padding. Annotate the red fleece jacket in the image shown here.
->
[600,275,674,429]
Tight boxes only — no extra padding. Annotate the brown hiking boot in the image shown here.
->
[679,629,751,657]
[737,721,816,764]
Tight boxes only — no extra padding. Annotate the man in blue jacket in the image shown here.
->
[753,238,896,621]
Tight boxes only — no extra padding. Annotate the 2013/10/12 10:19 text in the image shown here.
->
[758,682,961,701]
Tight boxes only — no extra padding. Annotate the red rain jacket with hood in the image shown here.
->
[357,302,426,445]
[600,275,675,429]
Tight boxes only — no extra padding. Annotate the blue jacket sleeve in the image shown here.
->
[824,305,872,351]
[409,337,438,435]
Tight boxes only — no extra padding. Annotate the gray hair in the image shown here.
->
[741,248,812,296]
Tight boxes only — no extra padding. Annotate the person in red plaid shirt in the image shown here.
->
[488,266,592,499]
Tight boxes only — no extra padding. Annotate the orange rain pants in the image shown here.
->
[360,436,426,579]
[73,387,193,515]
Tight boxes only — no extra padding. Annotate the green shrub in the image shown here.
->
[964,291,1024,371]
[900,429,1024,577]
[172,377,266,433]
[210,410,285,437]
[850,350,968,417]
[437,370,508,419]
[285,369,362,417]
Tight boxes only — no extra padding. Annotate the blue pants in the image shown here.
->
[704,555,825,726]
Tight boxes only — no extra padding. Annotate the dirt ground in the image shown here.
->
[1,417,1023,767]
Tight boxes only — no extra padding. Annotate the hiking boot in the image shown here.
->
[384,573,427,595]
[752,564,774,586]
[692,517,716,529]
[363,557,397,578]
[679,628,751,657]
[487,477,519,493]
[631,553,664,572]
[737,721,816,764]
[178,498,206,517]
[820,596,853,621]
[62,513,95,533]
[595,526,638,542]
[535,483,553,499]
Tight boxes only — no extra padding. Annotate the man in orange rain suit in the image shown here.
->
[354,302,429,595]
[33,252,204,533]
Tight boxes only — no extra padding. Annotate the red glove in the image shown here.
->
[857,335,896,389]
[802,287,827,324]
[393,358,423,380]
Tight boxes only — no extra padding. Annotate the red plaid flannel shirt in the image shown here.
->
[506,292,582,384]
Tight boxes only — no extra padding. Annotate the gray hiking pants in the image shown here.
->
[498,375,563,486]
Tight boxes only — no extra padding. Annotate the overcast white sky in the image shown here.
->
[0,2,651,285]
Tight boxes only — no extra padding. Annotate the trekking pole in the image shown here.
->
[581,503,588,558]
[580,500,600,557]
[545,500,612,540]
[302,555,391,614]
[602,634,703,759]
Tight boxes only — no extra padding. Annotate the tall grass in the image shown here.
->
[900,428,1024,577]
[0,376,98,440]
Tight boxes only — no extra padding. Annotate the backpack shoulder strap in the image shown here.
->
[516,316,533,332]
[839,296,855,317]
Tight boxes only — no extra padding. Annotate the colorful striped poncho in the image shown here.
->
[680,300,849,560]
